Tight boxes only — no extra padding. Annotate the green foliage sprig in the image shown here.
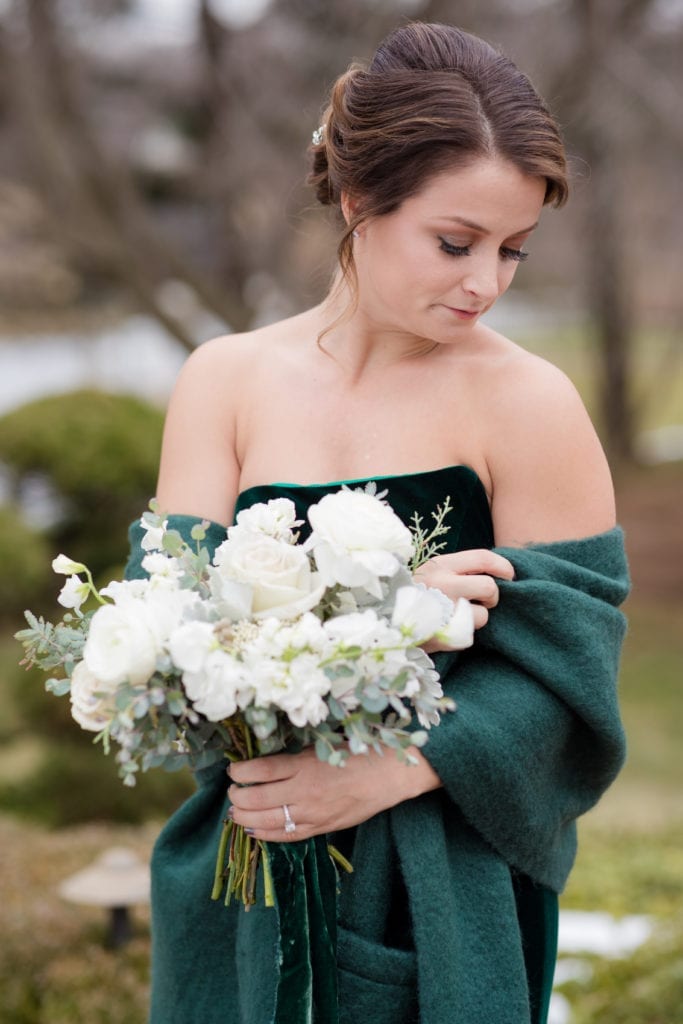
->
[409,495,454,572]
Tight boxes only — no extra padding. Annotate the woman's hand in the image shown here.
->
[227,745,441,843]
[414,548,515,634]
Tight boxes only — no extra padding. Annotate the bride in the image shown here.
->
[127,21,629,1024]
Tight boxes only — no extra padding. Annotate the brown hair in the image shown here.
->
[308,22,568,291]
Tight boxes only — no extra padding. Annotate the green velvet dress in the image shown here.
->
[124,465,629,1024]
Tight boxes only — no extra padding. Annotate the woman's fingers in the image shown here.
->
[416,568,500,609]
[227,802,308,838]
[414,548,515,612]
[419,549,515,580]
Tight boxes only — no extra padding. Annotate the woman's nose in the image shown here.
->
[460,257,500,302]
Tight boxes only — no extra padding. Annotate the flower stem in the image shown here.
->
[327,843,354,874]
[211,817,233,901]
[259,842,275,907]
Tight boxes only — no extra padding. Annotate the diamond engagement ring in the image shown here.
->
[282,804,296,834]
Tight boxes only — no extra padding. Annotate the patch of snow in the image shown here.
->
[558,910,654,958]
[636,424,683,464]
[548,992,572,1024]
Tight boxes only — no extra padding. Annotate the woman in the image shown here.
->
[126,22,629,1024]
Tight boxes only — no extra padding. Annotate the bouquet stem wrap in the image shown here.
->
[269,838,339,1024]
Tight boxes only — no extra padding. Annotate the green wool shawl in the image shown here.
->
[124,467,629,1024]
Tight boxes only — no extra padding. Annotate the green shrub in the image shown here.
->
[0,740,195,828]
[0,506,51,617]
[0,389,164,578]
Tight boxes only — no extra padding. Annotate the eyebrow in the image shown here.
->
[435,216,539,236]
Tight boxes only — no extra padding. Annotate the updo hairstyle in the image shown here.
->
[308,22,568,287]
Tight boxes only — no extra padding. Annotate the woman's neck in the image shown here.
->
[314,279,440,379]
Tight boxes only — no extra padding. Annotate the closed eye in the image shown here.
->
[500,246,529,262]
[439,237,529,262]
[439,237,470,257]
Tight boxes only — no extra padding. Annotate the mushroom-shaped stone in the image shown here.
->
[59,846,150,947]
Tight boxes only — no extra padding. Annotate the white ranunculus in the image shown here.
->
[226,498,301,544]
[69,660,118,732]
[83,602,159,686]
[57,575,90,613]
[213,534,324,620]
[182,650,245,720]
[435,596,474,650]
[169,620,216,674]
[306,490,414,597]
[52,553,86,575]
[141,586,199,646]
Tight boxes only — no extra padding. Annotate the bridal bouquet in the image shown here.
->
[17,485,473,908]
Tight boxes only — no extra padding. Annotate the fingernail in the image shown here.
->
[227,806,234,819]
[244,828,255,836]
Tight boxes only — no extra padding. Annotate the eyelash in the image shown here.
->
[438,237,529,263]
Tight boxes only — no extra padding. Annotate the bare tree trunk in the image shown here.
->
[572,0,635,462]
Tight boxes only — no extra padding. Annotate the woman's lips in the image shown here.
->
[444,305,481,321]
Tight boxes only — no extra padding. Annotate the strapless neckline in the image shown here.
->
[235,463,485,505]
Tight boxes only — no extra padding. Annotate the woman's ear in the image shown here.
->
[340,190,361,229]
[341,191,365,238]
[340,191,353,227]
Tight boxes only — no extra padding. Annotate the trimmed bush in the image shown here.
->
[0,505,51,617]
[0,389,164,577]
[0,728,195,828]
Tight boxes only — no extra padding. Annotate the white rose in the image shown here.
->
[69,661,117,732]
[306,491,414,598]
[213,534,324,620]
[226,498,301,544]
[57,575,90,613]
[83,602,159,686]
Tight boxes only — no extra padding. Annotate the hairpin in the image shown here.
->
[312,125,325,145]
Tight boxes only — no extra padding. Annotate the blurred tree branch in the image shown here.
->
[1,0,256,349]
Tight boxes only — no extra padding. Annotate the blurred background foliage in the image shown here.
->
[0,0,681,1022]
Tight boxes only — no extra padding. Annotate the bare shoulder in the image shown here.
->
[168,310,307,415]
[173,327,269,392]
[475,335,616,546]
[155,317,300,524]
